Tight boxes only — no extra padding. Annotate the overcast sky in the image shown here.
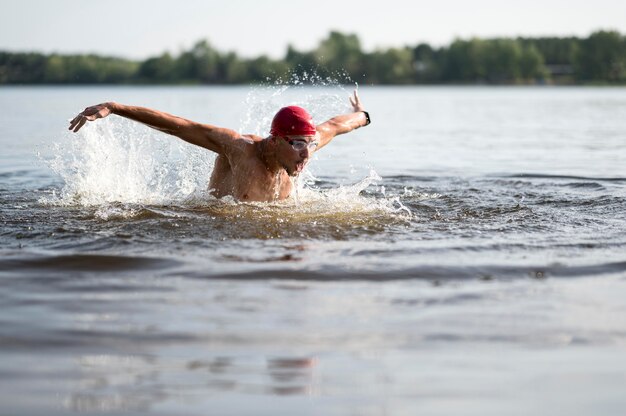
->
[2,0,625,59]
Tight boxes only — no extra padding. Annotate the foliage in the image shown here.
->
[0,30,624,85]
[575,30,626,82]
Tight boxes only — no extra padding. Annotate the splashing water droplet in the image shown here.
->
[40,71,413,225]
[273,171,282,201]
[41,118,214,207]
[291,176,300,206]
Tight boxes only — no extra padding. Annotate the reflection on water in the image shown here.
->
[65,355,161,413]
[2,86,626,415]
[65,353,318,412]
[266,357,317,395]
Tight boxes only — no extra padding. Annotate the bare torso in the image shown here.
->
[69,91,368,203]
[208,135,293,202]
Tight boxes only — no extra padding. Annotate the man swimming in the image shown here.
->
[69,90,370,202]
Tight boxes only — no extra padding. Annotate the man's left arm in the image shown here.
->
[315,90,370,150]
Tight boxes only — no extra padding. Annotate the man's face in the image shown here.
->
[277,134,319,176]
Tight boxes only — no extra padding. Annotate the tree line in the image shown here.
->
[1,30,625,85]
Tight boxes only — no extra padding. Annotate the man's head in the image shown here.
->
[269,106,318,176]
[270,106,316,137]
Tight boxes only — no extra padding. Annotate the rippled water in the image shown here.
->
[1,86,626,415]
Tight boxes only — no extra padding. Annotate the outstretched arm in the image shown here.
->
[68,102,241,155]
[315,90,370,150]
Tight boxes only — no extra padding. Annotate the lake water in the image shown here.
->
[1,85,626,415]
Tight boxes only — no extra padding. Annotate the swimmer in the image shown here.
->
[69,90,370,202]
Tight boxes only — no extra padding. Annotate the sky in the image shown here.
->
[1,0,625,59]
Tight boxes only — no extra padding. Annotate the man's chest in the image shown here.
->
[225,157,293,201]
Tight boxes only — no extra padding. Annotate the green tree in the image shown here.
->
[0,52,47,83]
[137,53,177,83]
[442,38,488,81]
[314,31,364,79]
[575,30,626,82]
[174,40,221,83]
[483,39,523,82]
[43,54,68,83]
[246,55,289,82]
[2,31,626,85]
[519,37,579,65]
[284,44,317,80]
[519,44,547,80]
[364,47,414,84]
[220,52,249,84]
[413,43,442,83]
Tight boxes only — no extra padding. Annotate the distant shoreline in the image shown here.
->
[1,30,624,86]
[2,83,625,87]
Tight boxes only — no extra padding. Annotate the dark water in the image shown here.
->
[1,86,626,415]
[3,173,626,279]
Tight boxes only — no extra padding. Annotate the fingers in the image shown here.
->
[68,114,87,132]
[73,116,88,132]
[68,104,109,132]
[68,114,82,131]
[349,89,362,112]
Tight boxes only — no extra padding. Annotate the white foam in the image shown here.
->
[43,118,213,206]
[239,72,353,136]
[41,79,413,221]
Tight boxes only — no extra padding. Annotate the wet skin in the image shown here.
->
[209,134,315,201]
[69,91,369,202]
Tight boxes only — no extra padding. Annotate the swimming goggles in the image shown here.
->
[283,137,319,151]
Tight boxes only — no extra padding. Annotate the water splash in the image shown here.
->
[284,169,412,219]
[273,171,282,201]
[42,118,214,206]
[176,169,412,240]
[240,70,354,137]
[41,73,413,223]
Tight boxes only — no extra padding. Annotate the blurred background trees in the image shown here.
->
[1,30,624,85]
[575,30,626,82]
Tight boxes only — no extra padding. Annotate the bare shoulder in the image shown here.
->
[224,133,264,159]
[218,132,260,152]
[233,134,264,150]
[240,134,264,144]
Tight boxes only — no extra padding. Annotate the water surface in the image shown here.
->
[1,86,626,415]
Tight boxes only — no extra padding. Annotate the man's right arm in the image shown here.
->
[314,90,369,150]
[69,102,240,155]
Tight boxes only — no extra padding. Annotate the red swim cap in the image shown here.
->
[270,106,316,137]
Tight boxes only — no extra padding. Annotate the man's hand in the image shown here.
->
[349,89,365,112]
[314,89,369,150]
[69,103,113,132]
